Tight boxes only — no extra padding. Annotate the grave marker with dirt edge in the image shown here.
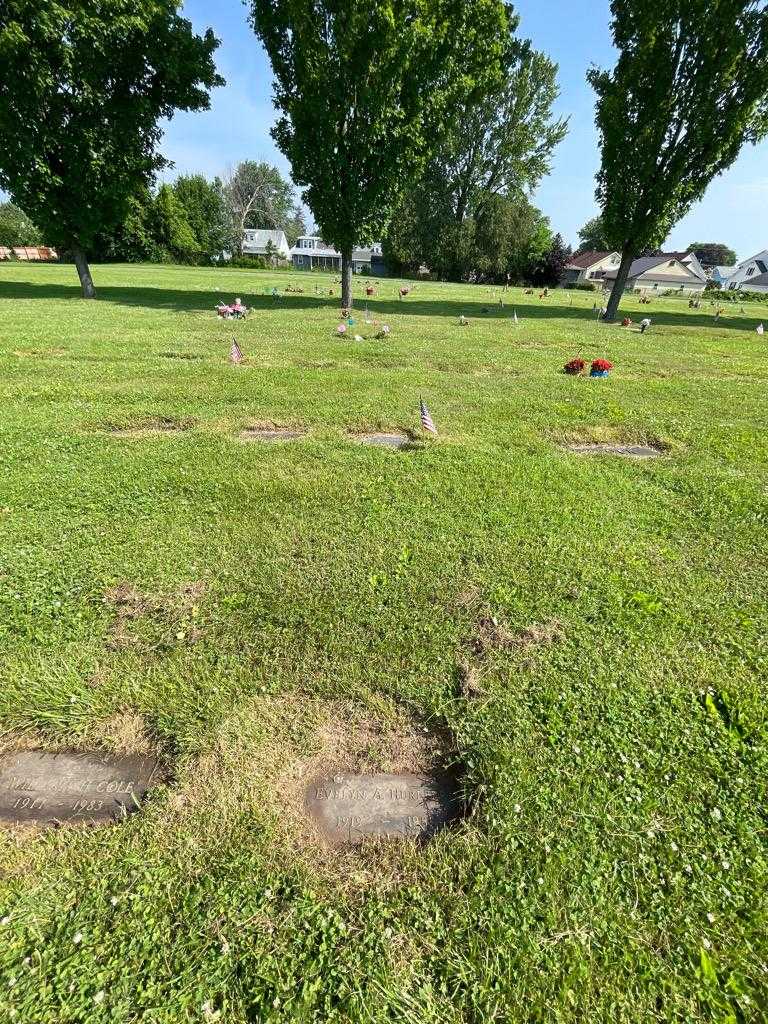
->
[0,751,161,826]
[305,771,458,845]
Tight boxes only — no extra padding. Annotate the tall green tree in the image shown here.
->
[576,214,612,253]
[283,205,307,247]
[0,202,41,248]
[251,0,510,308]
[222,161,295,255]
[0,0,222,297]
[151,184,198,262]
[686,242,737,268]
[589,1,768,321]
[436,36,567,225]
[173,175,229,258]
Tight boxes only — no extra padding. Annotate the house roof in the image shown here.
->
[243,229,288,249]
[568,250,616,269]
[742,272,768,288]
[712,265,735,278]
[605,255,705,284]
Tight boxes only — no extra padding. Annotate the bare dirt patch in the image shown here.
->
[165,698,459,886]
[103,580,206,652]
[100,415,196,438]
[468,614,565,658]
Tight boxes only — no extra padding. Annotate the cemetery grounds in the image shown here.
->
[0,261,767,1022]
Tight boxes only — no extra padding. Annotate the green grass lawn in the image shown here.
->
[1,261,767,1023]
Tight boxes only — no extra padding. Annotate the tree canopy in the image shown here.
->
[588,0,768,320]
[686,242,738,268]
[0,0,222,296]
[0,202,41,248]
[250,0,510,306]
[576,214,613,253]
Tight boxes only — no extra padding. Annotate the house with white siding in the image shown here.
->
[604,253,707,294]
[242,229,290,261]
[724,250,768,290]
[561,251,622,286]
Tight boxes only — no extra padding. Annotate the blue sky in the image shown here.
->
[162,0,768,261]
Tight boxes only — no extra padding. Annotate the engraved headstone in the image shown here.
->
[240,428,304,442]
[358,433,410,449]
[568,443,663,459]
[306,772,458,845]
[0,751,161,827]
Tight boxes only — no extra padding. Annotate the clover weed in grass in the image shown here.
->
[0,263,767,1022]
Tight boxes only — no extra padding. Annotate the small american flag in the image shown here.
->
[229,337,243,364]
[757,323,765,335]
[420,397,437,435]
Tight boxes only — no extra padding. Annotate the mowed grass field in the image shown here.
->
[0,261,767,1023]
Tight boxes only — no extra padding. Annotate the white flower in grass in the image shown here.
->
[702,937,711,950]
[513,804,521,814]
[94,991,105,1005]
[711,808,722,821]
[8,976,16,987]
[707,913,715,923]
[722,860,731,870]
[110,896,118,906]
[220,941,230,956]
[0,917,10,926]
[73,932,83,944]
[671,842,679,852]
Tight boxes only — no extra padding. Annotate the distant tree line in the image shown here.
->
[91,163,306,264]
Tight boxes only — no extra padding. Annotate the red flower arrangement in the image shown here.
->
[564,358,586,375]
[591,358,613,372]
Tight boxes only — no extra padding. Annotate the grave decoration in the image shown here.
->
[336,323,348,335]
[458,314,469,326]
[590,358,613,378]
[373,324,391,340]
[215,298,248,320]
[0,751,161,827]
[305,772,458,845]
[564,358,586,375]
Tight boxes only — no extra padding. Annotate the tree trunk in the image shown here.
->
[603,245,635,321]
[341,248,353,309]
[72,245,96,299]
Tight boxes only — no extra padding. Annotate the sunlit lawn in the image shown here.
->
[0,261,767,1023]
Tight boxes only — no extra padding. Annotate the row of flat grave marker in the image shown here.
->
[567,442,665,459]
[0,751,458,845]
[0,751,161,826]
[238,428,412,449]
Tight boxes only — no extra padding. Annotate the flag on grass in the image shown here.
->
[757,323,765,335]
[420,397,437,435]
[229,337,243,364]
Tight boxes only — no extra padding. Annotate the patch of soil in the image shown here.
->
[165,698,459,886]
[101,416,196,438]
[455,656,486,699]
[102,580,206,652]
[469,614,564,658]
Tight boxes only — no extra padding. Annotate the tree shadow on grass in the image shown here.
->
[1,277,765,333]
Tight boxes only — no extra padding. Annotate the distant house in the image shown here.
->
[604,253,706,294]
[710,265,736,288]
[724,250,768,290]
[289,236,387,275]
[741,272,768,294]
[561,250,622,286]
[241,229,290,261]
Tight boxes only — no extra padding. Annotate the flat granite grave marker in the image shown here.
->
[0,751,161,827]
[568,443,664,459]
[357,433,410,449]
[306,772,458,845]
[239,428,305,442]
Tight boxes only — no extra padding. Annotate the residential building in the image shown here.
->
[740,272,768,294]
[724,250,768,290]
[241,229,290,261]
[561,250,621,286]
[604,254,707,294]
[710,265,736,288]
[289,236,387,274]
